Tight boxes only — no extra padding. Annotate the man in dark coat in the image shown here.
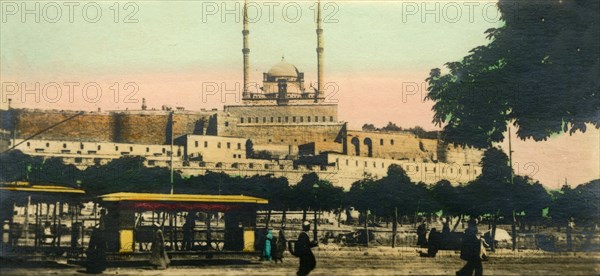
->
[86,227,107,274]
[272,228,287,263]
[457,219,483,276]
[420,228,441,257]
[416,221,428,247]
[295,221,318,276]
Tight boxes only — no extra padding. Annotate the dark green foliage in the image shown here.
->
[346,165,437,217]
[0,150,81,187]
[427,0,599,148]
[549,180,600,226]
[82,157,181,195]
[290,173,344,212]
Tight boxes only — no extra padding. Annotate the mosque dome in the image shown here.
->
[267,59,299,78]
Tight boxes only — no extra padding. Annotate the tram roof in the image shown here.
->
[99,192,268,205]
[0,183,85,194]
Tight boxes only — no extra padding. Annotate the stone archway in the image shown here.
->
[364,138,373,157]
[351,137,360,156]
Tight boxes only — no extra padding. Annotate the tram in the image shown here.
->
[96,192,268,259]
[0,182,87,257]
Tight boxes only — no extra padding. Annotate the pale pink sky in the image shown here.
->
[3,69,598,189]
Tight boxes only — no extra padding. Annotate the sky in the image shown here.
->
[1,1,598,188]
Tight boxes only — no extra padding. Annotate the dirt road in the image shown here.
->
[2,247,599,275]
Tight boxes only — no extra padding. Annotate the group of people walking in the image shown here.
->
[263,221,318,276]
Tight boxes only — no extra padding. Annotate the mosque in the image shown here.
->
[0,1,483,189]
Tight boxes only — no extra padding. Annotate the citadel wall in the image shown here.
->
[3,108,213,145]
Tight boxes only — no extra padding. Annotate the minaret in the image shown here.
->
[242,0,250,97]
[316,0,324,102]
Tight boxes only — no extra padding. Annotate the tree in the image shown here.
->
[82,157,182,196]
[550,179,600,228]
[362,123,377,131]
[290,173,343,213]
[0,150,81,187]
[381,122,402,132]
[426,0,599,148]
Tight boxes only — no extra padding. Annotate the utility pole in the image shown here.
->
[170,111,174,195]
[509,127,517,251]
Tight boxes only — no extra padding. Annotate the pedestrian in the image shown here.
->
[85,226,107,274]
[417,221,428,247]
[263,228,274,261]
[182,212,196,251]
[457,219,483,276]
[150,224,170,270]
[272,227,287,263]
[293,221,318,276]
[442,217,451,235]
[420,228,441,257]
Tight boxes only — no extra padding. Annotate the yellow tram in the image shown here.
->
[96,192,268,258]
[0,182,87,256]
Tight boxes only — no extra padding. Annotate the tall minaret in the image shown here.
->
[316,0,324,102]
[242,0,250,97]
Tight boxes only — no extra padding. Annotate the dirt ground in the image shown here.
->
[1,247,599,275]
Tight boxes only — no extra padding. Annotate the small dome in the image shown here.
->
[267,59,299,78]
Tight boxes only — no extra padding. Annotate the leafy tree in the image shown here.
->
[511,176,551,228]
[290,173,343,213]
[0,150,81,187]
[550,180,600,227]
[381,122,402,132]
[426,0,599,148]
[362,123,377,131]
[82,156,183,195]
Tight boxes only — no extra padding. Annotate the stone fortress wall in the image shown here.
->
[0,108,214,145]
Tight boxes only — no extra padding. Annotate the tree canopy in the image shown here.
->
[426,0,599,148]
